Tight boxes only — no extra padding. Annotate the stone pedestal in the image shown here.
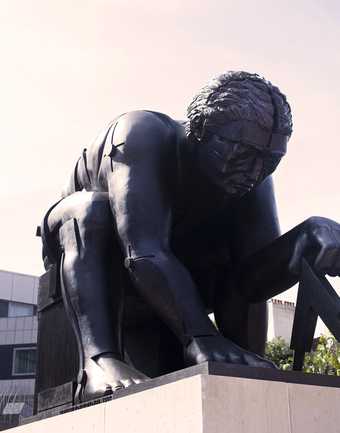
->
[15,363,340,433]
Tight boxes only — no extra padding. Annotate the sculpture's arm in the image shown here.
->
[231,177,340,302]
[106,111,218,344]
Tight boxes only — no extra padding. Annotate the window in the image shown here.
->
[0,300,9,317]
[12,348,36,376]
[8,302,34,317]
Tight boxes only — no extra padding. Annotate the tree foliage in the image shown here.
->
[265,335,340,375]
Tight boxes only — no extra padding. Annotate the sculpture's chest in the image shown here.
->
[171,192,233,269]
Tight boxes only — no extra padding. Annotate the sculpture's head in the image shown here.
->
[186,71,293,196]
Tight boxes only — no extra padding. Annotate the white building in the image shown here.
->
[0,269,38,429]
[267,299,296,343]
[267,298,330,344]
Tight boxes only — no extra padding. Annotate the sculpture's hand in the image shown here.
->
[289,217,340,276]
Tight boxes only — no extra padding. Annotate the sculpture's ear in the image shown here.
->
[191,116,207,142]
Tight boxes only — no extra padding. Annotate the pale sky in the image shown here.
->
[0,0,339,303]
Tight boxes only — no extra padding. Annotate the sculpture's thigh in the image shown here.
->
[43,191,115,261]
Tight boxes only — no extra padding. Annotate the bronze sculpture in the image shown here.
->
[40,71,340,402]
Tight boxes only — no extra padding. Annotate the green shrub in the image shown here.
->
[265,335,340,375]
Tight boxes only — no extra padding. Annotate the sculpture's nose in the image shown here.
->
[211,149,228,174]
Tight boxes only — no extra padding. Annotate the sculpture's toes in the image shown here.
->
[243,353,277,369]
[120,378,134,388]
[133,378,145,384]
[226,352,244,365]
[76,380,113,404]
[119,375,148,389]
[111,382,124,391]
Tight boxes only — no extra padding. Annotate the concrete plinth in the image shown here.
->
[13,363,340,433]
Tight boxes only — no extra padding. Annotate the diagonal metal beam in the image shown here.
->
[290,258,340,370]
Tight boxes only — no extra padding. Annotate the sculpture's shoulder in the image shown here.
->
[61,110,185,197]
[112,110,182,154]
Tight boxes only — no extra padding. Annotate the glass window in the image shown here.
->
[12,348,36,375]
[8,302,34,317]
[0,300,9,317]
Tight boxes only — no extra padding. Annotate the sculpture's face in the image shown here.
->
[197,120,288,196]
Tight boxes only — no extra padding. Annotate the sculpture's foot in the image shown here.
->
[76,356,149,403]
[184,335,276,369]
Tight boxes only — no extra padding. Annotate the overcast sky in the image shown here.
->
[0,0,339,302]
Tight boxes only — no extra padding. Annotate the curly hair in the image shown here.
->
[186,71,293,142]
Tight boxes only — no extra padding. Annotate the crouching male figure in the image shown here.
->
[41,71,340,402]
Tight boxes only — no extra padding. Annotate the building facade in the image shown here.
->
[267,298,296,343]
[267,298,330,344]
[0,270,38,430]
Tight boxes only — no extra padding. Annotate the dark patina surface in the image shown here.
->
[36,72,340,409]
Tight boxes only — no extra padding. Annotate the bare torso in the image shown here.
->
[61,110,235,267]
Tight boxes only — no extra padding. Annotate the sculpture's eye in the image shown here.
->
[215,135,228,143]
[215,135,239,148]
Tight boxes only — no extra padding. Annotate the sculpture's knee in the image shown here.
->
[80,195,113,230]
[42,192,112,268]
[59,199,113,260]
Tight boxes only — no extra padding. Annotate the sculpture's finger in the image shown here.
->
[289,232,308,274]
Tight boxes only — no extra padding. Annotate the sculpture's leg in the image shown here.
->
[213,271,268,357]
[247,302,268,356]
[44,192,148,402]
[213,272,249,348]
